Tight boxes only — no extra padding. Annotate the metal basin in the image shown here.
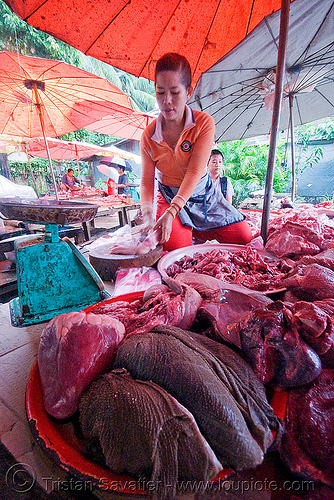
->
[0,198,99,225]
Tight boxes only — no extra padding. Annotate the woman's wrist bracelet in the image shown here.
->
[165,206,177,219]
[172,194,187,207]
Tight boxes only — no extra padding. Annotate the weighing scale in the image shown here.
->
[0,198,110,326]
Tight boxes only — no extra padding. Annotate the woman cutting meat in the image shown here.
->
[140,52,252,251]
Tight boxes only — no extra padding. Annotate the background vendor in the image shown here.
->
[140,52,252,252]
[60,168,83,192]
[116,166,129,195]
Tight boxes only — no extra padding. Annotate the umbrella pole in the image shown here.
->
[289,93,296,202]
[261,0,290,245]
[32,83,59,201]
[23,145,40,198]
[75,145,81,184]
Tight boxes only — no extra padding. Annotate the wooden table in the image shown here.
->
[83,202,141,240]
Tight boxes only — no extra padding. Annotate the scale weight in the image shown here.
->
[0,199,109,327]
[10,228,109,326]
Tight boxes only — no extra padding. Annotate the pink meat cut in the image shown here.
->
[38,311,125,419]
[265,221,323,258]
[175,272,271,347]
[280,263,334,301]
[92,282,202,335]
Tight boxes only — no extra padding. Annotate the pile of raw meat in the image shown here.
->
[165,246,286,291]
[38,281,283,499]
[36,203,334,498]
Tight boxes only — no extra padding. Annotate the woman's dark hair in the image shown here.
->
[155,53,192,89]
[210,149,224,161]
[67,168,74,173]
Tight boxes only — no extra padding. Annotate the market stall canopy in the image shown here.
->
[22,137,124,161]
[85,110,156,141]
[190,0,334,142]
[0,51,135,138]
[3,0,294,84]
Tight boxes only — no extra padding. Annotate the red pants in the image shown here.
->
[156,193,253,251]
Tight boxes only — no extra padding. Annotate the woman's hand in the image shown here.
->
[142,211,155,232]
[154,211,174,244]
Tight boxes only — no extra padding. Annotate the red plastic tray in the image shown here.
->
[26,291,286,494]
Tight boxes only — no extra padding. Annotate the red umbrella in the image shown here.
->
[23,137,120,184]
[0,51,135,199]
[85,110,156,141]
[24,137,118,161]
[3,0,292,84]
[0,51,133,138]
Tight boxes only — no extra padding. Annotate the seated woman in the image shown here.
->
[140,52,252,252]
[60,168,83,192]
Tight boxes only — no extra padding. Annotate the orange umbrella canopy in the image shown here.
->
[4,0,291,84]
[85,110,156,141]
[0,51,134,138]
[22,137,118,160]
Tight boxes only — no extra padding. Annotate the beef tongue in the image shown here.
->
[114,325,282,471]
[79,369,222,500]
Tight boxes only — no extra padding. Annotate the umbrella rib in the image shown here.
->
[196,74,266,106]
[192,0,224,78]
[200,87,262,116]
[83,1,132,55]
[22,0,50,21]
[245,0,256,37]
[193,0,258,77]
[263,17,279,50]
[239,105,263,140]
[0,101,21,135]
[314,88,334,109]
[292,2,334,67]
[294,67,334,94]
[214,94,263,138]
[214,93,262,124]
[216,103,263,142]
[289,44,334,93]
[138,0,184,78]
[294,96,303,125]
[300,42,334,67]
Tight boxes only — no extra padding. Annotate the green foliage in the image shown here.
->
[9,157,52,193]
[217,140,291,205]
[59,129,119,145]
[0,2,80,65]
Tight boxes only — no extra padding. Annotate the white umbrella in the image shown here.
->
[96,163,120,182]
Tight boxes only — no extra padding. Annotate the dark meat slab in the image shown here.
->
[79,369,222,500]
[280,369,334,488]
[114,326,282,471]
[290,299,334,357]
[38,311,125,419]
[235,301,322,388]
